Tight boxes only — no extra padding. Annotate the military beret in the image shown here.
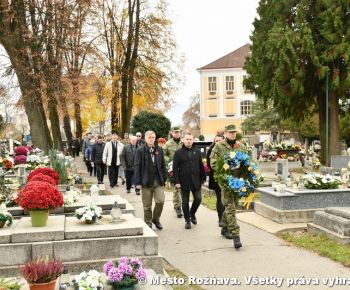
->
[171,126,181,131]
[224,124,237,132]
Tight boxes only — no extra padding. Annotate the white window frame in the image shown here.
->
[225,76,235,92]
[240,100,253,116]
[208,77,217,93]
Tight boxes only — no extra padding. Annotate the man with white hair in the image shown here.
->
[134,131,167,229]
[120,135,139,194]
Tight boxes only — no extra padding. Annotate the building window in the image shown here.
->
[226,114,235,117]
[208,77,217,93]
[240,100,253,116]
[208,114,217,118]
[226,76,234,92]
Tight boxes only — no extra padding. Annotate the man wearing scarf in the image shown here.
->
[134,131,167,230]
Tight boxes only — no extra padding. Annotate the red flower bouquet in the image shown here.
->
[14,155,27,165]
[28,173,56,186]
[16,181,63,210]
[28,168,60,185]
[14,146,29,156]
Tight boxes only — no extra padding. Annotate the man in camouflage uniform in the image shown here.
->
[163,126,184,218]
[210,124,243,249]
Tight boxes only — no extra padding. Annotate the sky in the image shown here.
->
[165,0,260,125]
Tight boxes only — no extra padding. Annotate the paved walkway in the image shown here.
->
[75,158,350,290]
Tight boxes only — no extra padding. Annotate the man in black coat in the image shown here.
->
[120,136,139,194]
[134,131,167,230]
[91,135,105,184]
[173,133,206,229]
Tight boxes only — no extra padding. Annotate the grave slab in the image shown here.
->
[65,214,143,239]
[0,220,17,244]
[11,215,65,243]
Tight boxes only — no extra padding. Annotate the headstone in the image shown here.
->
[252,148,258,161]
[275,159,289,182]
[8,139,13,155]
[319,166,335,176]
[331,155,350,170]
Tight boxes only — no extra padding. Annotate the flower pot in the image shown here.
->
[29,210,49,227]
[29,279,57,290]
[85,219,96,224]
[0,221,6,228]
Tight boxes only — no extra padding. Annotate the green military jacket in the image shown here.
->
[209,139,245,171]
[163,138,183,164]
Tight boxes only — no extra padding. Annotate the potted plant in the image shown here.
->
[19,258,64,290]
[103,257,147,290]
[16,181,63,227]
[0,277,22,290]
[75,204,102,224]
[0,204,13,228]
[72,270,104,289]
[27,167,60,185]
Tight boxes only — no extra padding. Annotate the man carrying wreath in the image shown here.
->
[210,124,243,249]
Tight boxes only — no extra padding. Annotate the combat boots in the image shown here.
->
[233,236,242,249]
[175,208,183,218]
[221,227,233,239]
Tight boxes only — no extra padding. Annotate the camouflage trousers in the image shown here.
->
[173,186,182,209]
[221,190,240,236]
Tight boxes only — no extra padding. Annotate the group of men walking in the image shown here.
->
[82,124,244,249]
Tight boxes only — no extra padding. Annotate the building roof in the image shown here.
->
[198,43,250,70]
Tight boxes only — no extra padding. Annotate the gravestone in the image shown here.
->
[252,148,258,161]
[275,159,288,182]
[331,155,350,171]
[319,166,335,176]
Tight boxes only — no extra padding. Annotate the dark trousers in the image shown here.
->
[125,169,134,190]
[108,164,119,187]
[214,186,225,220]
[85,161,96,176]
[95,163,105,183]
[181,188,202,221]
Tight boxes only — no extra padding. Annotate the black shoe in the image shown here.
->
[218,219,224,227]
[190,215,197,225]
[126,189,131,193]
[110,184,114,188]
[175,208,183,218]
[136,190,140,195]
[147,223,152,229]
[233,236,242,249]
[185,221,191,229]
[152,220,163,230]
[221,227,233,239]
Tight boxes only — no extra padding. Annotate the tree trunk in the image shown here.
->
[329,91,340,157]
[111,78,120,132]
[72,77,83,139]
[121,73,129,136]
[58,93,73,145]
[305,138,309,157]
[46,88,62,150]
[317,93,327,165]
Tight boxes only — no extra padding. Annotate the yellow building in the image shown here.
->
[197,43,255,141]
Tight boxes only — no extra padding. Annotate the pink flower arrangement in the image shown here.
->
[14,155,27,165]
[14,146,29,156]
[103,257,147,288]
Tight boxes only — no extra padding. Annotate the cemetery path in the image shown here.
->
[76,157,350,290]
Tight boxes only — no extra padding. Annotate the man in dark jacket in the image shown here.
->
[134,131,167,230]
[120,136,139,194]
[173,133,206,229]
[91,135,105,184]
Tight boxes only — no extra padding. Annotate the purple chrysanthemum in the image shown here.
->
[136,268,147,281]
[108,267,124,282]
[130,258,142,266]
[103,261,114,275]
[119,256,129,264]
[118,264,133,275]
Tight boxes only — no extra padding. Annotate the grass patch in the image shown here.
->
[201,193,217,211]
[163,259,204,290]
[280,231,350,267]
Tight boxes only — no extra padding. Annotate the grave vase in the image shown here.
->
[29,210,49,227]
[29,279,57,290]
